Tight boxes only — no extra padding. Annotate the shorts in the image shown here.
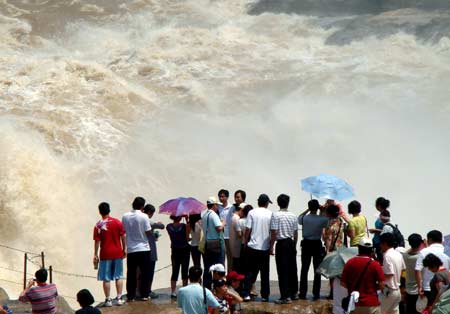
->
[98,258,124,281]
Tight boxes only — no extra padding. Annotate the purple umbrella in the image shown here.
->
[159,197,206,217]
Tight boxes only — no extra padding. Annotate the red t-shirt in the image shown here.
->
[341,256,385,307]
[93,217,125,260]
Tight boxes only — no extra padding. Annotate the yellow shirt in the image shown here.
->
[348,215,367,246]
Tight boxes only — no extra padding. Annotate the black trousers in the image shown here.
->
[243,247,270,299]
[149,260,156,291]
[405,293,420,314]
[171,246,190,281]
[299,239,324,298]
[126,250,151,300]
[190,245,202,268]
[276,238,298,299]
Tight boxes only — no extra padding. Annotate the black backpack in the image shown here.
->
[385,223,405,248]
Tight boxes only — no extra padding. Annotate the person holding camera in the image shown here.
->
[19,268,58,314]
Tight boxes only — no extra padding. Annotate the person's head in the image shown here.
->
[277,194,290,210]
[189,214,201,229]
[379,209,391,223]
[213,279,228,296]
[188,266,203,283]
[308,199,320,212]
[423,253,443,273]
[348,200,361,215]
[257,194,272,208]
[35,268,48,283]
[143,204,156,218]
[380,232,395,252]
[210,264,226,280]
[218,189,229,205]
[375,197,390,212]
[326,204,340,219]
[242,204,253,218]
[408,233,423,250]
[132,196,146,210]
[427,230,443,244]
[207,196,222,212]
[234,190,246,204]
[98,202,110,217]
[76,289,95,308]
[233,203,244,218]
[357,237,374,256]
[326,199,336,206]
[170,215,182,223]
[226,271,244,289]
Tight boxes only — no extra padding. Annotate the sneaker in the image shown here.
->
[170,293,177,299]
[243,296,251,302]
[104,298,113,307]
[113,297,125,306]
[149,292,159,299]
[139,297,149,301]
[261,297,269,302]
[291,294,299,301]
[275,298,292,305]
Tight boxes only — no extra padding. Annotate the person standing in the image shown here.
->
[19,269,58,314]
[189,214,202,268]
[379,233,405,314]
[166,215,190,298]
[402,234,423,314]
[270,194,299,304]
[218,189,233,272]
[341,238,385,314]
[121,196,152,301]
[298,199,328,300]
[243,194,273,302]
[178,266,220,314]
[229,202,245,272]
[142,204,165,299]
[93,202,126,306]
[347,200,368,247]
[415,230,450,307]
[202,196,225,289]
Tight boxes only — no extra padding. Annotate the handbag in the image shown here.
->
[342,259,372,312]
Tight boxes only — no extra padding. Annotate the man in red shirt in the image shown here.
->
[93,202,127,306]
[341,237,385,314]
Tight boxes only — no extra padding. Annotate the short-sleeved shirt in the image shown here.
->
[219,204,233,239]
[19,283,58,314]
[75,306,101,314]
[402,250,420,295]
[341,256,385,307]
[229,213,243,257]
[167,223,189,249]
[202,210,222,240]
[373,218,384,245]
[347,215,367,246]
[298,213,328,240]
[190,222,201,247]
[246,207,273,251]
[122,210,151,253]
[93,216,125,260]
[178,283,219,314]
[383,248,406,290]
[416,243,450,291]
[323,217,345,252]
[271,210,298,240]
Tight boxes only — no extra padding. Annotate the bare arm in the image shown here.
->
[120,234,127,256]
[94,240,100,260]
[415,270,424,296]
[245,227,251,246]
[270,230,277,255]
[294,230,298,247]
[227,289,243,304]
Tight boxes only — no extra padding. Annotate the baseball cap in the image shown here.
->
[227,271,245,281]
[257,194,272,204]
[209,263,226,274]
[358,237,373,248]
[238,202,247,209]
[207,196,222,206]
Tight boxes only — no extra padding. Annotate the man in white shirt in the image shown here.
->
[122,196,152,301]
[243,194,273,302]
[415,230,450,306]
[218,189,233,272]
[380,233,406,314]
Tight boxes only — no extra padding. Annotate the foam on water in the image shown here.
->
[1,0,450,303]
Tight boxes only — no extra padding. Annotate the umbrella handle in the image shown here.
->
[310,193,313,200]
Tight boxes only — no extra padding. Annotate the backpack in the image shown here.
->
[385,223,405,248]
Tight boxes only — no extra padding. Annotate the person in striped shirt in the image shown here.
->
[19,268,58,314]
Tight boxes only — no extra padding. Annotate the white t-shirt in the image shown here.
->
[246,207,273,251]
[219,204,233,239]
[415,243,450,291]
[122,210,151,253]
[383,248,405,290]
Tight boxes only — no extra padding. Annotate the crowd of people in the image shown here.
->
[15,191,450,314]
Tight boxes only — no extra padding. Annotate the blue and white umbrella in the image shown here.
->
[301,173,354,201]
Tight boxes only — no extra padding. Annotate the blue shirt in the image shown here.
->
[201,210,222,240]
[178,283,219,314]
[373,218,384,245]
